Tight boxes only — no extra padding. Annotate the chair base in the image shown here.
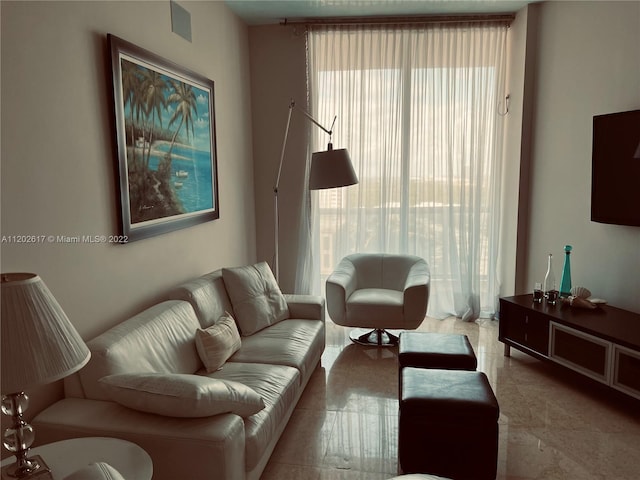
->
[350,328,401,346]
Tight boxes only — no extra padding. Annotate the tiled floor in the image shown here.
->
[261,316,640,480]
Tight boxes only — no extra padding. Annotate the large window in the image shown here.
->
[302,24,508,319]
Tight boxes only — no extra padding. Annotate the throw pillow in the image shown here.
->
[222,261,289,336]
[195,312,242,373]
[99,372,265,418]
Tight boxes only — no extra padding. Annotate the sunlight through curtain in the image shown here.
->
[298,22,508,320]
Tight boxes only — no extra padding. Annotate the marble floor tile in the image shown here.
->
[322,410,398,474]
[269,409,338,466]
[261,317,640,480]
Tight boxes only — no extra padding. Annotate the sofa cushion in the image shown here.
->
[167,270,234,328]
[76,300,202,401]
[99,372,265,418]
[229,319,325,384]
[204,362,300,471]
[195,312,242,373]
[222,262,289,336]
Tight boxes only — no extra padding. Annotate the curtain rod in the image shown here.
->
[280,13,515,27]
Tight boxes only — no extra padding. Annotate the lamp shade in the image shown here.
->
[309,146,358,190]
[1,273,90,394]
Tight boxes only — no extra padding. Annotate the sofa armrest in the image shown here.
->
[284,294,325,322]
[32,398,246,480]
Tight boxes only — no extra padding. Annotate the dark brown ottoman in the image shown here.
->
[399,367,500,480]
[399,331,477,371]
[398,331,477,392]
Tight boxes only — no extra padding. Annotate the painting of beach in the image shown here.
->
[110,34,219,241]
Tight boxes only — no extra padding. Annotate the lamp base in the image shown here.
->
[1,456,53,480]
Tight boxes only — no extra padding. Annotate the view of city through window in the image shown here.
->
[315,68,497,281]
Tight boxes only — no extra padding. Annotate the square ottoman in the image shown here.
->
[398,331,477,371]
[399,367,500,480]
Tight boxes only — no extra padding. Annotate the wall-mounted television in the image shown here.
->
[591,109,640,227]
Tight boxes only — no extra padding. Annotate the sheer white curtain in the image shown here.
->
[298,23,508,320]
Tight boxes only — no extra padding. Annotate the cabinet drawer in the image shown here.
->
[612,345,640,400]
[499,301,549,356]
[549,322,611,383]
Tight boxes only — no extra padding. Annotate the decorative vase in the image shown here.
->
[560,245,572,298]
[543,253,558,305]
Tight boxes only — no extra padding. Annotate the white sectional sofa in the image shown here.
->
[32,263,325,480]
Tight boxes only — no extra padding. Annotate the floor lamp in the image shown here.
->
[273,99,358,284]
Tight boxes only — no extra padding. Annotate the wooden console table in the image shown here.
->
[499,294,640,400]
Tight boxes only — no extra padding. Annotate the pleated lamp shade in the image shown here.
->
[309,145,358,190]
[1,273,91,394]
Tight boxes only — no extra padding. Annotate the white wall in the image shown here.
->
[524,1,640,312]
[501,6,530,298]
[1,0,255,414]
[249,25,308,293]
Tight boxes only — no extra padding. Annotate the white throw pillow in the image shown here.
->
[195,312,242,373]
[222,262,289,336]
[99,372,265,418]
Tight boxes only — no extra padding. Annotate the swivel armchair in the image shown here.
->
[326,253,430,346]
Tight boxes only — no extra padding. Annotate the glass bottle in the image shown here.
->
[559,245,572,297]
[543,253,558,305]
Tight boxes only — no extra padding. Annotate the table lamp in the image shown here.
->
[1,273,91,479]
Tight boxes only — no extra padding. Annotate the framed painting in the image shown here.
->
[109,34,219,242]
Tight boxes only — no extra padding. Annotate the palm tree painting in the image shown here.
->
[110,34,219,241]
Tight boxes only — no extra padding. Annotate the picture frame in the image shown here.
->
[109,34,219,242]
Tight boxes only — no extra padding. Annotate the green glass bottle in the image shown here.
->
[560,245,572,297]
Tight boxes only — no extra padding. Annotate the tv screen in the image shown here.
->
[591,109,640,227]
